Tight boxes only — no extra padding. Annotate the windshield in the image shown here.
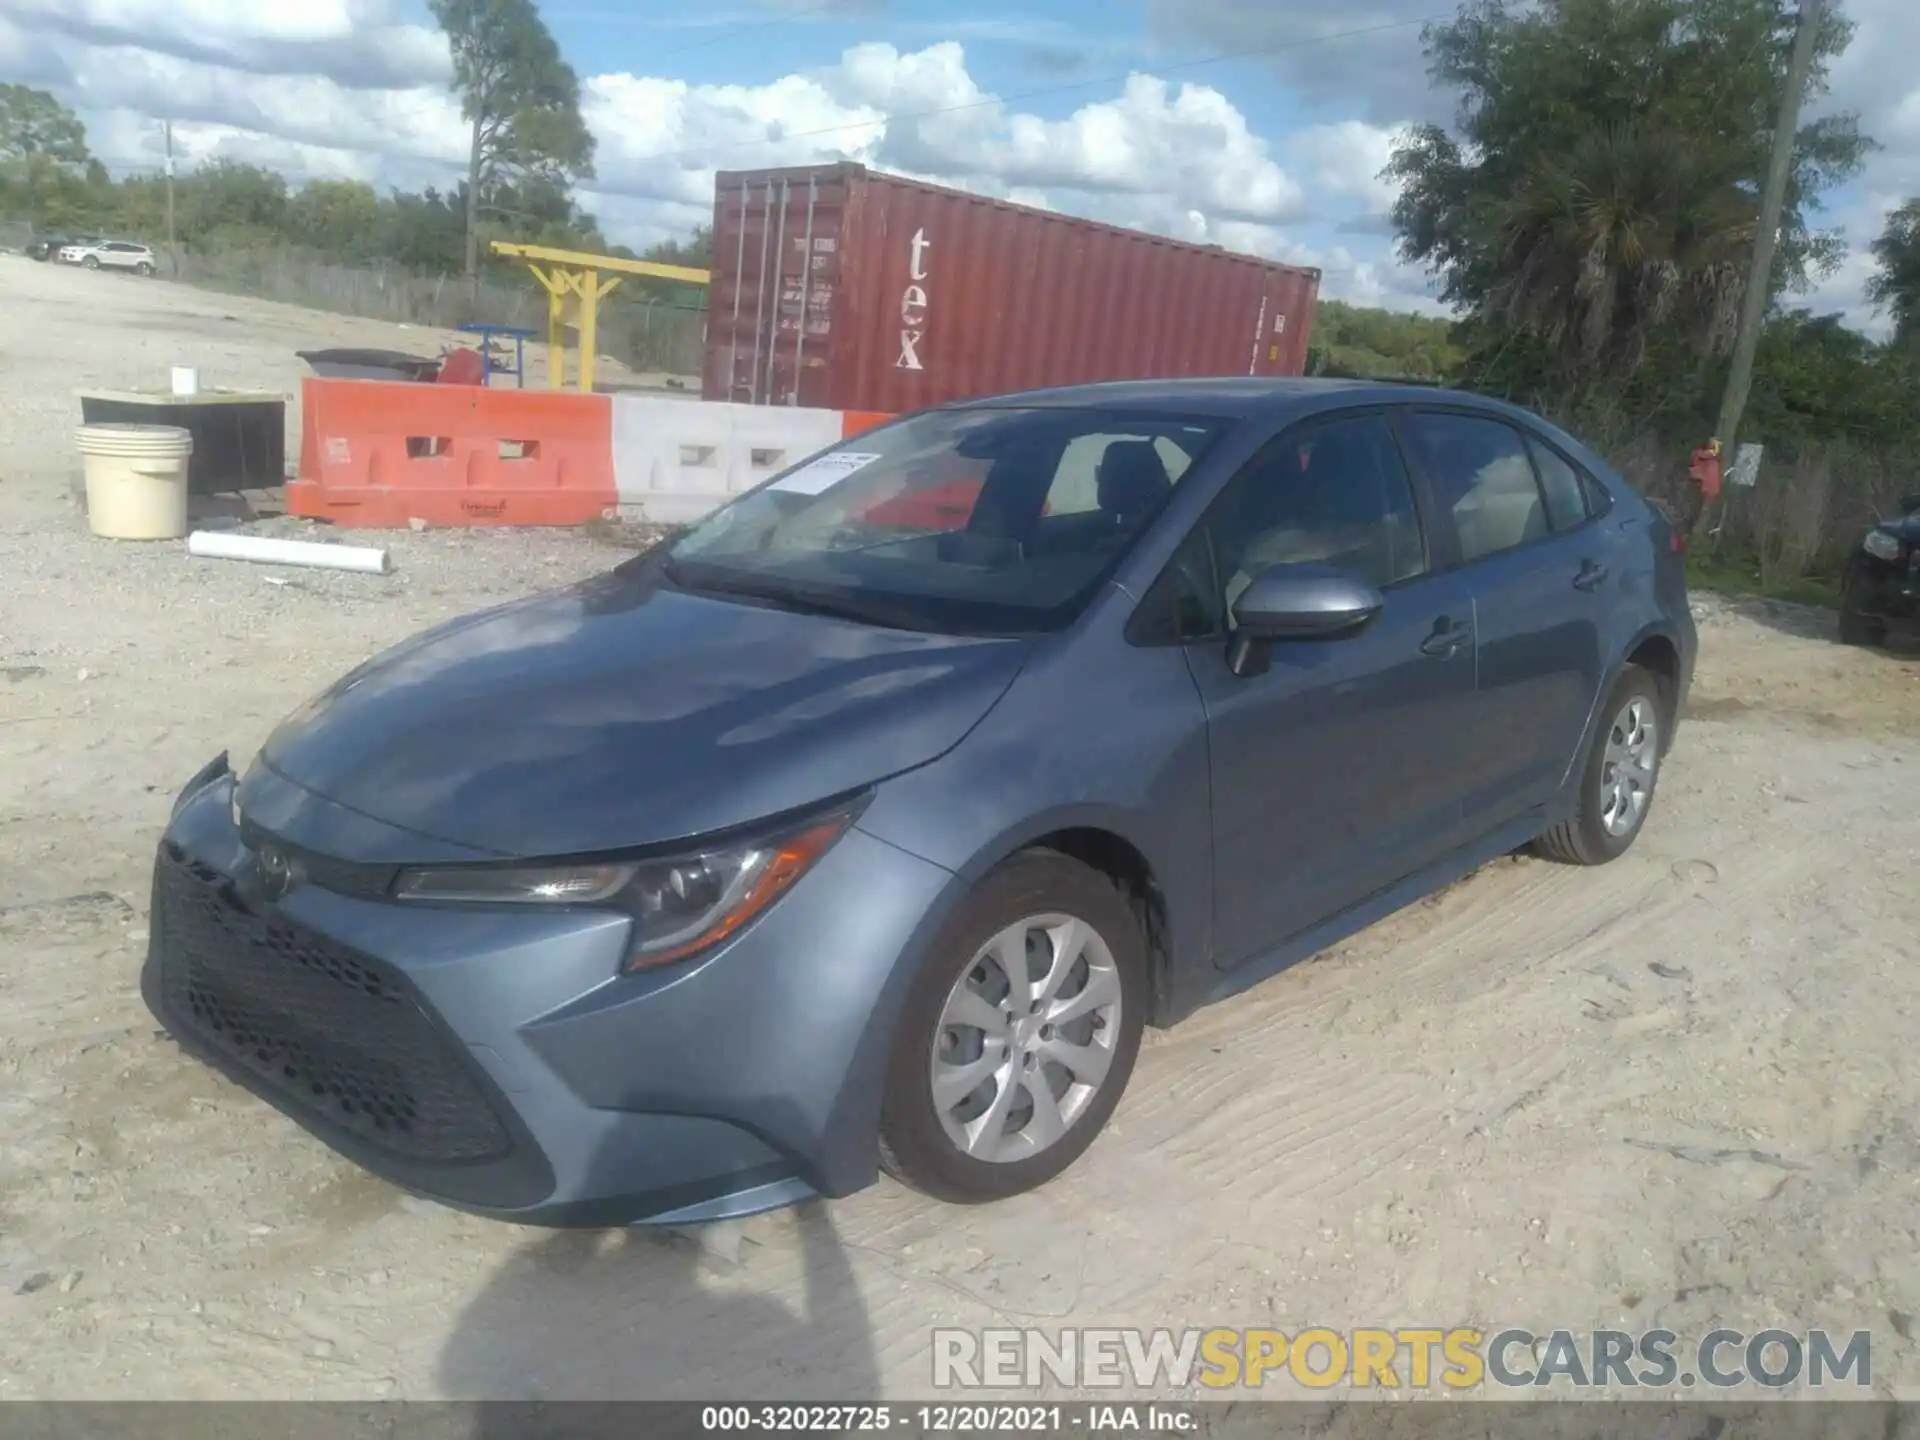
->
[665,406,1230,634]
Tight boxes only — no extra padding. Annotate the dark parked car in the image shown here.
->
[1839,493,1920,647]
[143,379,1695,1228]
[25,233,100,262]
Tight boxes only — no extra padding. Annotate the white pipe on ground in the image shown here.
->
[186,530,393,574]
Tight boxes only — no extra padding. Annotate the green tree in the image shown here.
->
[645,225,713,270]
[286,179,382,262]
[1866,199,1920,348]
[0,85,94,225]
[178,159,290,246]
[1305,299,1461,381]
[1387,0,1868,391]
[379,186,468,271]
[429,0,597,278]
[0,84,89,164]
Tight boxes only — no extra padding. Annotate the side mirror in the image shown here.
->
[1226,564,1385,678]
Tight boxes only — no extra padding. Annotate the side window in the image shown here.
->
[1581,469,1614,517]
[1169,414,1426,633]
[1403,412,1548,564]
[1526,435,1591,532]
[1135,528,1222,643]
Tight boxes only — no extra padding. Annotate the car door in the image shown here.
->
[1144,410,1482,970]
[1397,409,1614,829]
[103,243,137,269]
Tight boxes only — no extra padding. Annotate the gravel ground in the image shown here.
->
[3,252,1920,1403]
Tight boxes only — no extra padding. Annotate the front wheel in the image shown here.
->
[1839,564,1886,647]
[82,255,100,270]
[878,851,1147,1203]
[1534,665,1665,866]
[1838,609,1884,648]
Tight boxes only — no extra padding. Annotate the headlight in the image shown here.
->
[1863,529,1903,562]
[392,802,862,973]
[394,863,636,904]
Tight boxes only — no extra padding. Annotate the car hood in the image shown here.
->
[255,567,1031,859]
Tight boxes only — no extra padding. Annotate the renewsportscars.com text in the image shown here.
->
[932,1327,1873,1391]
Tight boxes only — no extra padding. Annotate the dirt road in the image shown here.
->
[2,253,1919,1402]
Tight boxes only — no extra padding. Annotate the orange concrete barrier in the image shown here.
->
[287,378,616,527]
[290,378,898,528]
[841,410,893,438]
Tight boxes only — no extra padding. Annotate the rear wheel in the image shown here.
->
[878,851,1147,1203]
[1535,665,1664,866]
[136,261,156,277]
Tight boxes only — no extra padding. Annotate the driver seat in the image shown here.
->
[1095,441,1172,528]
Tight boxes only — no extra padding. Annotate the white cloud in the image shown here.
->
[576,41,1310,232]
[15,8,1320,263]
[8,0,1915,329]
[1287,120,1404,217]
[4,0,449,88]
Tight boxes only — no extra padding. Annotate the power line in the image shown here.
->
[643,0,848,65]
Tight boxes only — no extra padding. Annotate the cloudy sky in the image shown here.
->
[1,0,1915,329]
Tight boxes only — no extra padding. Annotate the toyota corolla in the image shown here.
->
[144,379,1695,1227]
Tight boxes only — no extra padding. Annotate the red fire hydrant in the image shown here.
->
[1689,439,1723,502]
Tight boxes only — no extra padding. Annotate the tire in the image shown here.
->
[1534,665,1665,866]
[878,850,1147,1203]
[82,255,100,270]
[1838,606,1884,648]
[137,261,155,277]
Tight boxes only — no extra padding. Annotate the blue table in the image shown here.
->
[456,324,539,387]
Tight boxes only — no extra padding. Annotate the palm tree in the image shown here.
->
[1482,124,1757,377]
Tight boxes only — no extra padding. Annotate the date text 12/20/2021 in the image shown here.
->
[699,1404,1196,1432]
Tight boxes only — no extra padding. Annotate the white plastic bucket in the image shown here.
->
[75,424,194,540]
[170,366,199,397]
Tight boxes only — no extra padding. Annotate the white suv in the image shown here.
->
[59,240,158,276]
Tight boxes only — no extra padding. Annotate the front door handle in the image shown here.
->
[1573,560,1610,591]
[1419,617,1472,658]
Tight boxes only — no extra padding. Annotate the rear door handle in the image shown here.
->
[1419,617,1472,657]
[1573,560,1610,591]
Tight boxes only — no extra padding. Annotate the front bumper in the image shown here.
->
[1845,553,1919,629]
[142,760,955,1226]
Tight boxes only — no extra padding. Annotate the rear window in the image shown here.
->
[1525,435,1591,532]
[1401,411,1549,564]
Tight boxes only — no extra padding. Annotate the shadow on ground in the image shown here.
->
[438,1199,877,1417]
[1696,592,1918,657]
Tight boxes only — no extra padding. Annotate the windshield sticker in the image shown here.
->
[770,452,882,496]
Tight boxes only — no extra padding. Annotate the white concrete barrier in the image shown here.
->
[611,395,852,523]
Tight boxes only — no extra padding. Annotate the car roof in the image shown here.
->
[940,376,1533,425]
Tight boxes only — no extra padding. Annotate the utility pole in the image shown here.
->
[163,119,176,256]
[1692,0,1822,545]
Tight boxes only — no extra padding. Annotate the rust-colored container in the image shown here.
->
[703,163,1320,412]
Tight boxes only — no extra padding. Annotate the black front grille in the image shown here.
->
[152,843,512,1164]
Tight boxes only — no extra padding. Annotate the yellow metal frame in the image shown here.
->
[489,241,711,393]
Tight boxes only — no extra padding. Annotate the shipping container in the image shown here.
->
[703,163,1320,413]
